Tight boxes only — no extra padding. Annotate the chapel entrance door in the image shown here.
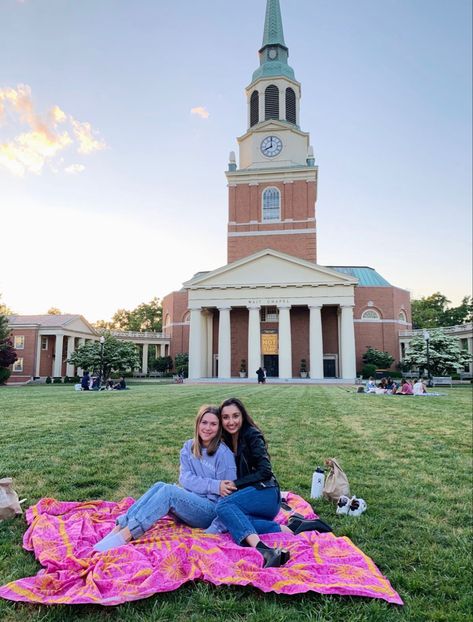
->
[263,355,279,378]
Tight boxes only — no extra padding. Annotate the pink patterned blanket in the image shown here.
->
[0,493,402,606]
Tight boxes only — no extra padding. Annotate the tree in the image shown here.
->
[0,294,13,317]
[47,307,62,315]
[94,298,163,333]
[362,346,394,369]
[0,301,17,384]
[68,334,140,379]
[411,292,472,328]
[153,356,173,373]
[175,353,188,377]
[402,329,472,376]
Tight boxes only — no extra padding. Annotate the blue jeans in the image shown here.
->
[116,482,217,539]
[215,485,282,544]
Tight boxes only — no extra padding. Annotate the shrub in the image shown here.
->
[363,346,394,369]
[0,367,11,384]
[63,375,70,384]
[53,377,63,384]
[45,376,52,384]
[361,364,377,379]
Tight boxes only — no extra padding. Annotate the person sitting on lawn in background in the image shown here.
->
[386,377,398,394]
[81,371,90,391]
[400,379,414,395]
[93,405,236,552]
[113,377,127,390]
[413,378,427,395]
[365,377,376,393]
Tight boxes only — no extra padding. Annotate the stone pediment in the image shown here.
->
[184,249,357,290]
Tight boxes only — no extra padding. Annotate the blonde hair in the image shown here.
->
[192,404,221,458]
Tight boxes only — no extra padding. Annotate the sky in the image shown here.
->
[1,0,471,323]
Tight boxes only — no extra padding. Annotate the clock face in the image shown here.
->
[260,136,283,158]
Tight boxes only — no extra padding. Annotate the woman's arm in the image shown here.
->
[234,428,273,489]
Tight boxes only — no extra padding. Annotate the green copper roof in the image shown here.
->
[262,0,286,48]
[252,0,295,82]
[329,266,392,287]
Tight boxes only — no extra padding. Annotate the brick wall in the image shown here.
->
[9,328,38,382]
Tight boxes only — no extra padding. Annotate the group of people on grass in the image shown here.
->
[94,398,322,568]
[80,372,127,391]
[365,376,427,395]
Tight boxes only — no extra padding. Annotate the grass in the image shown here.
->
[0,384,471,622]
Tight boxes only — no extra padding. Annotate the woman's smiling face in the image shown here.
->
[198,412,220,447]
[221,404,243,437]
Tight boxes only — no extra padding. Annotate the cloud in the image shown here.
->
[0,84,106,176]
[190,106,210,120]
[65,164,85,174]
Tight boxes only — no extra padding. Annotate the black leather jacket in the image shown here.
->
[231,425,278,490]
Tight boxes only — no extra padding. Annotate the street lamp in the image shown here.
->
[99,336,105,389]
[423,330,432,387]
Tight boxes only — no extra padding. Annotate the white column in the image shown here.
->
[206,313,214,377]
[248,305,261,380]
[66,336,75,377]
[258,88,265,123]
[468,338,473,375]
[340,305,356,379]
[142,343,149,375]
[218,307,231,379]
[77,338,85,376]
[309,305,324,379]
[278,304,292,378]
[279,87,285,121]
[53,334,63,377]
[160,343,165,357]
[188,309,202,379]
[35,334,42,377]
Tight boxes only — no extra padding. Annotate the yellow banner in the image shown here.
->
[261,332,278,355]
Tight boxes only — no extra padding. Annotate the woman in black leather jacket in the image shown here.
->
[214,397,290,568]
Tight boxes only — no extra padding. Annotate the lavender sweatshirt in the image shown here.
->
[179,439,237,503]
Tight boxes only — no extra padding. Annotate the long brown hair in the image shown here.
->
[192,404,221,458]
[219,397,266,448]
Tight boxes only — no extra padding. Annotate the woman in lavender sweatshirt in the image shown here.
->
[94,405,236,552]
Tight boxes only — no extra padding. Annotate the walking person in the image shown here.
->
[94,405,236,552]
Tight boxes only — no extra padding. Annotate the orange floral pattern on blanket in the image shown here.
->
[0,493,403,606]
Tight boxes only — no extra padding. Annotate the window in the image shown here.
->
[261,307,279,322]
[183,312,190,323]
[398,310,407,322]
[250,90,259,127]
[262,187,281,221]
[164,314,171,328]
[361,309,381,320]
[14,335,25,350]
[460,338,468,350]
[286,88,296,124]
[12,358,23,372]
[265,85,279,120]
[41,336,48,350]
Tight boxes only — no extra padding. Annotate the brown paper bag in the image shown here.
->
[0,478,23,521]
[323,458,350,502]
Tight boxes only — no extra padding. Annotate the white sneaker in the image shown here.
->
[336,495,351,515]
[347,497,367,517]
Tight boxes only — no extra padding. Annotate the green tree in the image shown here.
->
[153,356,173,373]
[68,334,139,379]
[0,300,17,384]
[95,298,163,332]
[362,346,394,369]
[0,294,13,317]
[411,292,472,328]
[175,353,188,377]
[403,329,472,376]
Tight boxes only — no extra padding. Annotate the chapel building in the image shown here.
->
[161,0,412,380]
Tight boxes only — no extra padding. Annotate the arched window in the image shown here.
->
[250,90,259,127]
[286,88,296,124]
[361,309,381,320]
[164,313,171,328]
[262,187,280,221]
[265,85,279,120]
[399,310,407,322]
[183,312,190,323]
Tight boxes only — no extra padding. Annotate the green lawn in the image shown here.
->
[0,384,471,622]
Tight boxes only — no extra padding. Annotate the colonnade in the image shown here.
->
[188,303,356,380]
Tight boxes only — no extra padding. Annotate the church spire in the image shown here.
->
[261,0,286,49]
[252,0,295,83]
